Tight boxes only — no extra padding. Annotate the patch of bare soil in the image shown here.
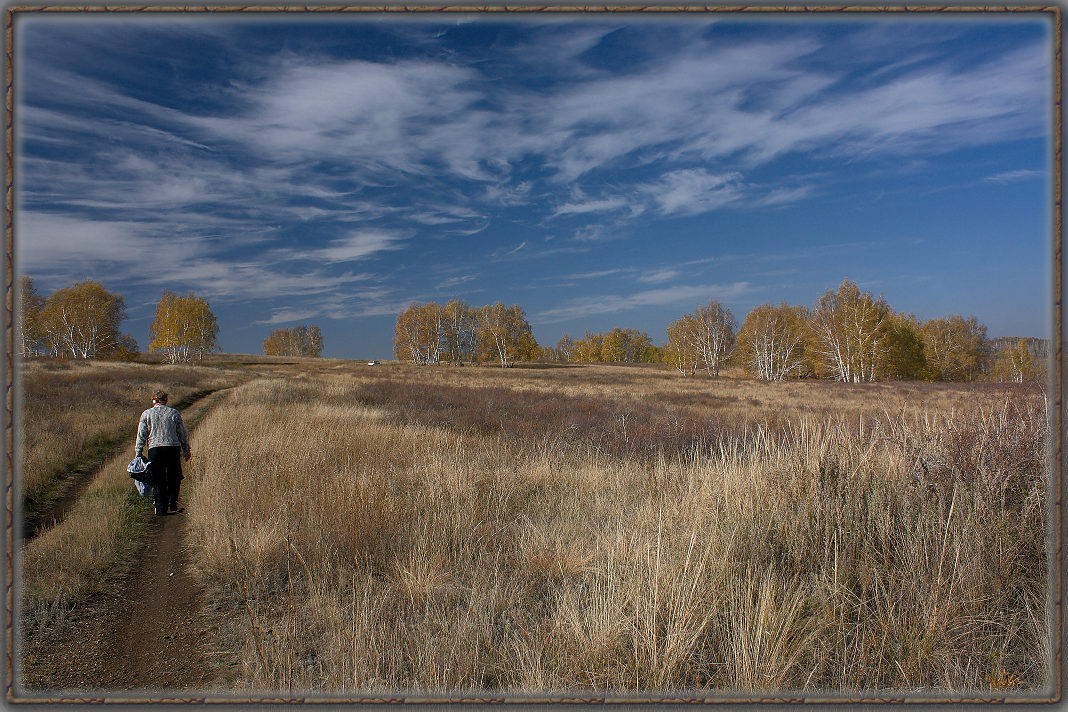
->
[18,509,240,700]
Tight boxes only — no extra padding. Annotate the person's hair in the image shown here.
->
[152,390,169,404]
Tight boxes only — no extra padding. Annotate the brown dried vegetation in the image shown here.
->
[180,364,1050,694]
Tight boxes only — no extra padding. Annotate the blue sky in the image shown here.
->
[14,12,1054,359]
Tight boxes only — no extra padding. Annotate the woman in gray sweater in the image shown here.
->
[134,390,191,516]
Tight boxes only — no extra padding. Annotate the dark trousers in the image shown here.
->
[147,445,183,511]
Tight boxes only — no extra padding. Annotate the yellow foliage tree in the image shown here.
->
[737,303,809,381]
[393,302,444,365]
[572,330,605,363]
[476,302,535,368]
[149,291,219,363]
[39,280,130,359]
[263,325,324,357]
[440,300,478,364]
[878,312,926,381]
[919,314,988,381]
[809,279,891,382]
[16,276,45,358]
[665,302,735,377]
[992,338,1043,383]
[554,334,575,362]
[665,315,700,376]
[599,327,654,363]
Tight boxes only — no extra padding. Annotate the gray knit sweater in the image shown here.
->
[135,404,190,455]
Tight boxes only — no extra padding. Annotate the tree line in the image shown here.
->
[16,274,1040,382]
[394,301,539,367]
[16,277,327,362]
[396,280,1044,383]
[263,325,324,357]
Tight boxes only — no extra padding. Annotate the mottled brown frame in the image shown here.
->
[1,3,1062,705]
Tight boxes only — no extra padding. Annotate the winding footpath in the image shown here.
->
[17,388,240,700]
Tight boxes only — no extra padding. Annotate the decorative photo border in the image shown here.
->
[2,3,1062,705]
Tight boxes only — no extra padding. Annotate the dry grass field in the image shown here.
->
[166,362,1052,695]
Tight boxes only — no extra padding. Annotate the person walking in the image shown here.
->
[134,390,191,516]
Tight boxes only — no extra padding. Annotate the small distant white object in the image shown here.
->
[368,360,379,366]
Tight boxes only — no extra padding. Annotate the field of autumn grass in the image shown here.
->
[17,357,1054,697]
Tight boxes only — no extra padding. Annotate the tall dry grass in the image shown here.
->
[183,369,1050,695]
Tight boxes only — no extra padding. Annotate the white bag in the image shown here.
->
[134,479,154,498]
[127,456,154,497]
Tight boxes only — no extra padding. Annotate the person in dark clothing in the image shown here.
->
[134,390,191,516]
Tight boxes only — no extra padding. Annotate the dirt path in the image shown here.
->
[17,390,241,699]
[19,512,238,698]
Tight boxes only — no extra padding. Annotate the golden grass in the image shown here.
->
[181,366,1050,695]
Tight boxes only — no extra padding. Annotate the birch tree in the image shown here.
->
[878,312,926,381]
[692,301,736,377]
[149,291,219,363]
[809,280,891,382]
[737,303,808,381]
[39,280,129,359]
[393,302,444,365]
[920,315,988,381]
[665,315,700,376]
[572,331,605,363]
[600,328,654,363]
[263,325,324,357]
[993,338,1042,383]
[554,334,575,362]
[476,302,533,368]
[440,300,478,364]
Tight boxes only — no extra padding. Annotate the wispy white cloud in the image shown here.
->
[556,170,813,221]
[16,212,159,274]
[436,274,478,291]
[986,169,1044,184]
[751,184,818,207]
[492,241,528,260]
[312,230,406,263]
[254,307,321,326]
[482,181,533,208]
[748,44,1050,163]
[163,261,374,301]
[637,268,680,284]
[193,57,490,179]
[562,267,635,280]
[641,169,745,216]
[571,225,615,243]
[534,282,752,323]
[551,196,632,217]
[505,24,619,78]
[16,210,385,308]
